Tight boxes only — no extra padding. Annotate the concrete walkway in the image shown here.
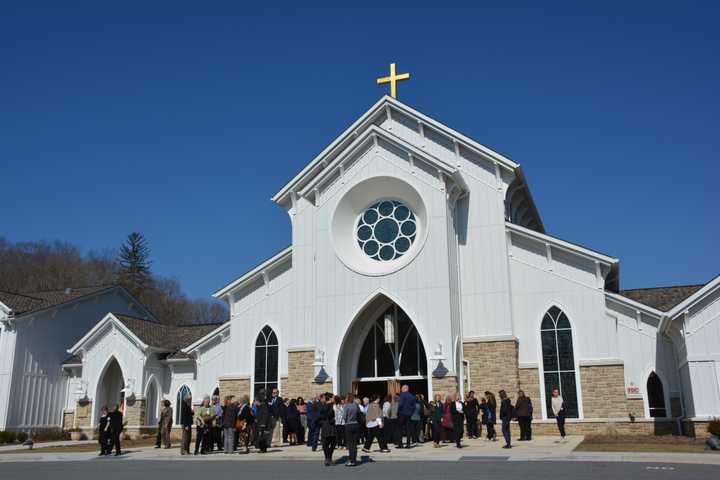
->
[0,439,96,452]
[0,436,718,465]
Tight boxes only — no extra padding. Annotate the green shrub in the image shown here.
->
[16,432,28,443]
[709,418,720,437]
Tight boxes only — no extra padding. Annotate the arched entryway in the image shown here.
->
[95,357,125,421]
[145,378,159,426]
[338,294,428,399]
[647,371,667,418]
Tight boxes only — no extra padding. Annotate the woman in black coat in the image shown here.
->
[254,397,271,453]
[319,393,336,466]
[449,392,464,448]
[498,390,513,449]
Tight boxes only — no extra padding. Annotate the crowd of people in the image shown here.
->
[99,385,569,464]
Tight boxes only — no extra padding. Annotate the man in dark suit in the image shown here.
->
[108,403,124,456]
[306,394,321,451]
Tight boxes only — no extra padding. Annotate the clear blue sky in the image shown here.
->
[1,2,717,299]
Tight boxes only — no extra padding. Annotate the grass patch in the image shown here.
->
[575,434,718,454]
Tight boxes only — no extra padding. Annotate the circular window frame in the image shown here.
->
[355,200,417,262]
[330,175,429,277]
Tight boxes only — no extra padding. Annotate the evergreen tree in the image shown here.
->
[117,232,151,293]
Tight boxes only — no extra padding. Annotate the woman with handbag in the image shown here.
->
[235,395,254,453]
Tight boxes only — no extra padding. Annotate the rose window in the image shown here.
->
[356,200,417,261]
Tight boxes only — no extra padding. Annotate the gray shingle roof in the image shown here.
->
[0,285,116,316]
[618,284,705,312]
[113,313,223,351]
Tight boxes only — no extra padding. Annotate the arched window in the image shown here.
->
[541,306,579,418]
[175,385,191,424]
[647,372,667,418]
[254,326,278,397]
[356,305,427,378]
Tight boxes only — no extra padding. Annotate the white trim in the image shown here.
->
[67,313,149,354]
[272,96,519,206]
[578,358,624,367]
[605,292,664,318]
[213,247,292,299]
[463,335,518,343]
[661,276,720,333]
[218,374,251,381]
[0,301,12,316]
[182,322,230,353]
[506,222,618,266]
[287,346,315,353]
[519,362,538,369]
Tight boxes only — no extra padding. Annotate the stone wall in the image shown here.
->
[62,409,75,430]
[218,376,251,401]
[124,397,146,427]
[463,339,519,398]
[626,396,644,419]
[518,367,541,404]
[284,349,332,399]
[431,375,458,398]
[579,364,628,418]
[75,401,92,429]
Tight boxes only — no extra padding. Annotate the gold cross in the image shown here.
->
[377,62,411,99]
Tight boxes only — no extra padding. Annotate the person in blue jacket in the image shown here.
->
[396,385,416,449]
[306,394,321,451]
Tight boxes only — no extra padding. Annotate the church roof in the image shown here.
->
[112,313,224,352]
[618,284,705,312]
[271,96,521,208]
[0,285,117,316]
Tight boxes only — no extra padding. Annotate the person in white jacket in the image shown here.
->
[551,388,566,441]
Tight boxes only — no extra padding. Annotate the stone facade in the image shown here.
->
[218,375,251,401]
[124,397,146,426]
[284,349,332,399]
[431,375,458,398]
[579,364,628,418]
[626,396,644,419]
[62,409,75,430]
[75,400,92,429]
[463,339,519,398]
[518,367,541,404]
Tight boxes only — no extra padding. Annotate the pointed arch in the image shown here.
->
[253,325,279,397]
[336,289,431,397]
[93,355,126,425]
[646,370,669,418]
[144,374,161,426]
[175,384,192,424]
[539,305,579,419]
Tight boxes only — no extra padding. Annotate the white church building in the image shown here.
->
[0,96,718,437]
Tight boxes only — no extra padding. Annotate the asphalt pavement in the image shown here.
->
[0,460,714,480]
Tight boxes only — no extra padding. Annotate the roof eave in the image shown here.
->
[605,291,665,318]
[272,95,520,207]
[506,221,618,266]
[212,246,292,299]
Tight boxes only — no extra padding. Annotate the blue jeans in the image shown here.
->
[308,421,320,450]
[501,418,511,446]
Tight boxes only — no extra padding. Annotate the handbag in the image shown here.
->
[235,418,247,431]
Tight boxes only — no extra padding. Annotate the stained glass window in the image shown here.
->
[356,200,417,262]
[254,326,278,397]
[541,306,579,418]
